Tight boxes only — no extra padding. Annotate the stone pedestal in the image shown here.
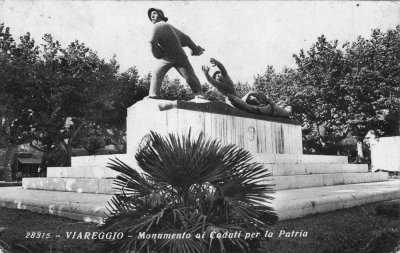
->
[127,100,303,156]
[18,99,398,222]
[23,99,389,194]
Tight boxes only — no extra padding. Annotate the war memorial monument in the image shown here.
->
[16,97,399,222]
[2,7,400,225]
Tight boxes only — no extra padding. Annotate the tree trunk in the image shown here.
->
[356,140,364,164]
[61,140,72,166]
[357,141,364,158]
[3,143,18,182]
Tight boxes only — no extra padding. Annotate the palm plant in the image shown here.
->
[101,130,277,253]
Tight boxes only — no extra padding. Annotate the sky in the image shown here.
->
[0,1,399,84]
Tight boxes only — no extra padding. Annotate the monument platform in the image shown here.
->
[18,99,394,221]
[23,153,388,193]
[3,180,400,223]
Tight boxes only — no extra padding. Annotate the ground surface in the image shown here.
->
[0,202,399,253]
[261,201,400,253]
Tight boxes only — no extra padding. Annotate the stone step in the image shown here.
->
[254,154,348,164]
[47,162,365,179]
[2,180,399,223]
[0,187,110,223]
[51,153,354,179]
[47,166,120,179]
[68,154,348,171]
[23,178,116,194]
[48,154,140,179]
[267,163,368,176]
[273,179,400,220]
[24,171,388,194]
[71,154,136,167]
[273,172,388,190]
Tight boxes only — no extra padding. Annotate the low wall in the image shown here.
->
[371,136,400,172]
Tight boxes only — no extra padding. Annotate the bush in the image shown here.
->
[100,130,277,253]
[0,181,22,187]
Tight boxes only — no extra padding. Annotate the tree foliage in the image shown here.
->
[254,26,400,154]
[0,24,146,174]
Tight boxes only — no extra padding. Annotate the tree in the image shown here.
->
[294,28,399,156]
[254,27,400,157]
[341,27,400,138]
[0,24,125,178]
[254,66,300,110]
[160,76,193,101]
[25,34,121,167]
[100,131,277,253]
[0,24,40,180]
[290,35,351,154]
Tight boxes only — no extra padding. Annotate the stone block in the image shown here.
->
[69,167,86,178]
[330,174,345,185]
[272,200,298,211]
[379,172,389,181]
[273,176,297,190]
[322,174,334,186]
[275,164,305,176]
[314,195,341,206]
[343,173,364,184]
[296,175,324,188]
[65,178,99,193]
[328,164,344,174]
[354,197,369,206]
[342,199,358,209]
[284,208,312,219]
[127,100,302,157]
[83,166,119,178]
[329,156,349,164]
[305,163,333,174]
[341,164,368,173]
[357,164,369,173]
[263,164,275,175]
[254,154,277,164]
[22,178,38,189]
[314,203,343,214]
[98,179,117,194]
[37,178,66,191]
[275,154,299,164]
[368,172,381,182]
[299,155,348,164]
[300,155,330,164]
[358,172,369,183]
[296,199,314,210]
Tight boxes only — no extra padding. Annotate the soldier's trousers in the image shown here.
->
[149,58,202,97]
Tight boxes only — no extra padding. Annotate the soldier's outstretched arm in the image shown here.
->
[202,65,221,87]
[210,58,228,77]
[174,27,204,56]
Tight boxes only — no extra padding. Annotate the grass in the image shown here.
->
[0,202,399,253]
[260,202,400,253]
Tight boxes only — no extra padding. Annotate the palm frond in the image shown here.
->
[107,157,154,196]
[102,130,278,253]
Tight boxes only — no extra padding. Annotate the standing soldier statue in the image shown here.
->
[146,8,206,100]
